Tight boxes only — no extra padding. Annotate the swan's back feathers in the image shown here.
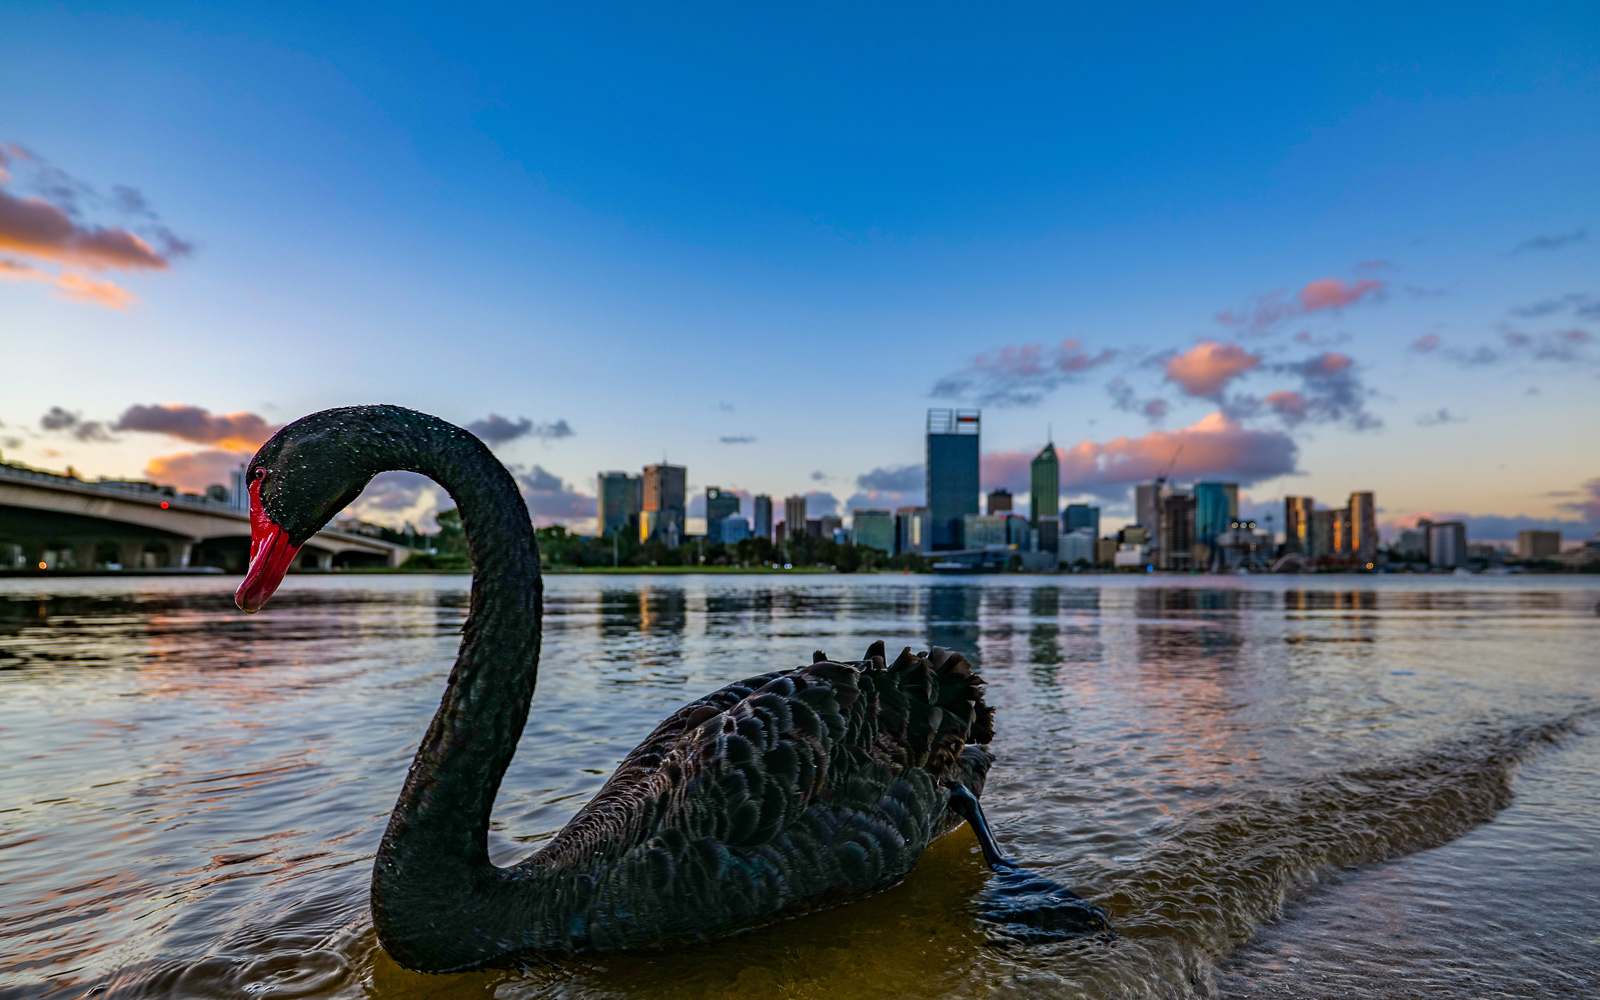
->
[516,642,994,949]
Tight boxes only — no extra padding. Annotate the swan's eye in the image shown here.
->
[254,468,266,481]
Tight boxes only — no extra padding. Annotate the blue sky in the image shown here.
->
[2,2,1597,540]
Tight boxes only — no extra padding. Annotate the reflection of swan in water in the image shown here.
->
[235,405,1109,973]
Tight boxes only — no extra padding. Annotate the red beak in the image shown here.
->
[235,479,302,613]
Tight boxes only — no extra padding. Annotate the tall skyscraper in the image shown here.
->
[1063,503,1099,536]
[1284,496,1314,554]
[895,506,930,555]
[785,495,808,539]
[752,495,773,541]
[1029,441,1059,526]
[1348,491,1376,565]
[597,471,642,537]
[926,409,980,550]
[1157,491,1196,570]
[1135,483,1159,529]
[1194,482,1235,547]
[704,487,740,543]
[1309,508,1335,558]
[1429,521,1467,568]
[642,463,686,545]
[986,489,1013,515]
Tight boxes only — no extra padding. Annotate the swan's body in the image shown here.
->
[235,405,1106,974]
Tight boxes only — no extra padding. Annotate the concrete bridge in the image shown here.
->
[0,463,414,572]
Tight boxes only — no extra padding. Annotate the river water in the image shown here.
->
[2,573,1597,999]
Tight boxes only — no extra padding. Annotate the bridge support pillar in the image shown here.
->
[315,550,333,571]
[118,542,145,570]
[73,543,99,571]
[167,539,193,568]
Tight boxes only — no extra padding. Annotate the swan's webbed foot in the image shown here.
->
[947,784,1115,943]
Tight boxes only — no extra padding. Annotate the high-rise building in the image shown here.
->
[1157,492,1197,570]
[1331,506,1352,556]
[818,515,842,541]
[597,472,642,537]
[1063,503,1099,537]
[785,495,808,539]
[851,509,895,553]
[1194,483,1235,548]
[752,495,773,541]
[720,515,751,545]
[704,487,740,544]
[962,514,1006,549]
[1135,483,1160,530]
[1061,528,1096,567]
[986,489,1013,516]
[1036,517,1060,556]
[1348,492,1376,565]
[1518,530,1561,559]
[641,463,686,545]
[895,506,931,555]
[1396,526,1428,559]
[1429,521,1467,568]
[1284,496,1314,554]
[1029,441,1059,527]
[1309,508,1335,558]
[927,409,980,550]
[1003,513,1031,549]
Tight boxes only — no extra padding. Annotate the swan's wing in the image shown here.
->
[528,642,992,874]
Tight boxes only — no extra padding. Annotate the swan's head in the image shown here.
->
[235,408,381,613]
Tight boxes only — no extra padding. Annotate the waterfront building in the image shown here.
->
[229,464,249,512]
[1331,506,1352,556]
[1095,536,1118,567]
[1157,492,1197,570]
[1348,491,1377,565]
[1002,513,1031,550]
[927,409,980,550]
[785,495,808,539]
[851,509,895,553]
[986,489,1013,516]
[1429,521,1468,568]
[752,494,773,541]
[720,515,751,545]
[1060,528,1096,567]
[597,471,642,537]
[1309,508,1335,558]
[1029,441,1059,528]
[1517,530,1561,559]
[805,519,823,541]
[1284,496,1314,554]
[1035,517,1060,556]
[1396,526,1429,560]
[1063,503,1099,537]
[641,463,686,544]
[1134,483,1160,532]
[962,514,1007,549]
[704,487,740,545]
[819,515,842,541]
[895,506,931,555]
[1194,482,1235,548]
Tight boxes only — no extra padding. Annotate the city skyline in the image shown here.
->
[2,6,1596,543]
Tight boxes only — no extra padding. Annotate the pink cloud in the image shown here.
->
[1411,333,1441,352]
[113,404,280,450]
[1218,274,1386,331]
[932,337,1116,406]
[1163,341,1261,397]
[0,256,138,309]
[1298,278,1382,313]
[982,412,1298,498]
[145,448,248,492]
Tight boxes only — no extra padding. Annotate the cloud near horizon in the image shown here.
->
[931,337,1115,407]
[980,411,1298,499]
[0,257,138,308]
[144,448,248,493]
[114,404,280,450]
[1164,341,1261,397]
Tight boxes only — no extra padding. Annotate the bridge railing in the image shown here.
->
[0,463,245,515]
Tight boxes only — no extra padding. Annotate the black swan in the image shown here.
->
[234,405,1110,973]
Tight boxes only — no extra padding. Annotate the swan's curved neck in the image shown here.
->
[358,411,543,970]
